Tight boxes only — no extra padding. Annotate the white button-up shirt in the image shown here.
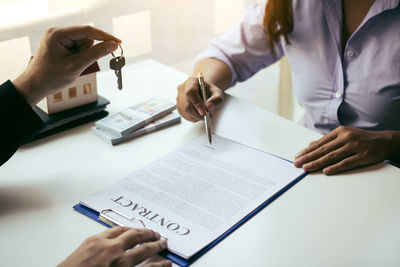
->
[195,0,400,134]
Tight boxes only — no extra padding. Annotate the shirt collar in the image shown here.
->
[385,0,400,9]
[322,0,343,56]
[366,0,399,19]
[321,0,399,47]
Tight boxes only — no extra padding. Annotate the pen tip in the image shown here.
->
[198,72,204,78]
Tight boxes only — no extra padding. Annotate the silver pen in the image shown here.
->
[198,72,212,145]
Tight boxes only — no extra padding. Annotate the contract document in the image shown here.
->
[79,134,305,260]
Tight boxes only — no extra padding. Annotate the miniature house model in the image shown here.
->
[37,62,100,114]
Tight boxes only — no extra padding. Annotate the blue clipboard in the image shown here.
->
[73,170,307,267]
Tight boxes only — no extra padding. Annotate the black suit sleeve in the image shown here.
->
[0,80,44,166]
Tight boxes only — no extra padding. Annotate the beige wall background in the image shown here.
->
[0,0,304,121]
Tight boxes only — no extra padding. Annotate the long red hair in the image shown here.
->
[263,0,294,56]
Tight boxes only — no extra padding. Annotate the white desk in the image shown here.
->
[0,60,399,267]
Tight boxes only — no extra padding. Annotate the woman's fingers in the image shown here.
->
[293,126,394,175]
[295,130,338,160]
[177,79,203,121]
[176,89,203,122]
[301,145,355,172]
[294,138,345,168]
[322,154,363,175]
[177,78,203,121]
[177,76,225,123]
[187,88,206,116]
[183,77,205,116]
[206,85,224,113]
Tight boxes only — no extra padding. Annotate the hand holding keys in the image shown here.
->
[109,44,125,90]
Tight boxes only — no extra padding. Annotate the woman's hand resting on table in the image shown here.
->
[294,126,400,175]
[58,226,171,267]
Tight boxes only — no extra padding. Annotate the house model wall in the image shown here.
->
[37,62,100,114]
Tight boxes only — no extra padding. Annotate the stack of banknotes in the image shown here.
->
[93,98,180,145]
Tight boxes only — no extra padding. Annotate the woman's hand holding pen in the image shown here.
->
[58,226,171,267]
[176,76,224,122]
[176,58,232,122]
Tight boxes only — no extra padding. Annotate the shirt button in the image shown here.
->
[335,91,342,98]
[346,50,354,57]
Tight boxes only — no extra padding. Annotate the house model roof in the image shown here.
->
[80,62,100,76]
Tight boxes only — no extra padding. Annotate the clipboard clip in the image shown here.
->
[100,209,167,240]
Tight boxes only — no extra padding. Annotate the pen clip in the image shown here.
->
[197,72,208,103]
[197,72,213,145]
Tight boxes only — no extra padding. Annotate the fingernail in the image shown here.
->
[323,168,332,175]
[107,41,118,52]
[199,107,205,116]
[154,231,161,239]
[293,160,301,168]
[161,239,168,249]
[303,163,311,170]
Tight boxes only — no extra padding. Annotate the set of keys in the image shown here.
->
[109,44,125,90]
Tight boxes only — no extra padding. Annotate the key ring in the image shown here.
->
[111,44,124,58]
